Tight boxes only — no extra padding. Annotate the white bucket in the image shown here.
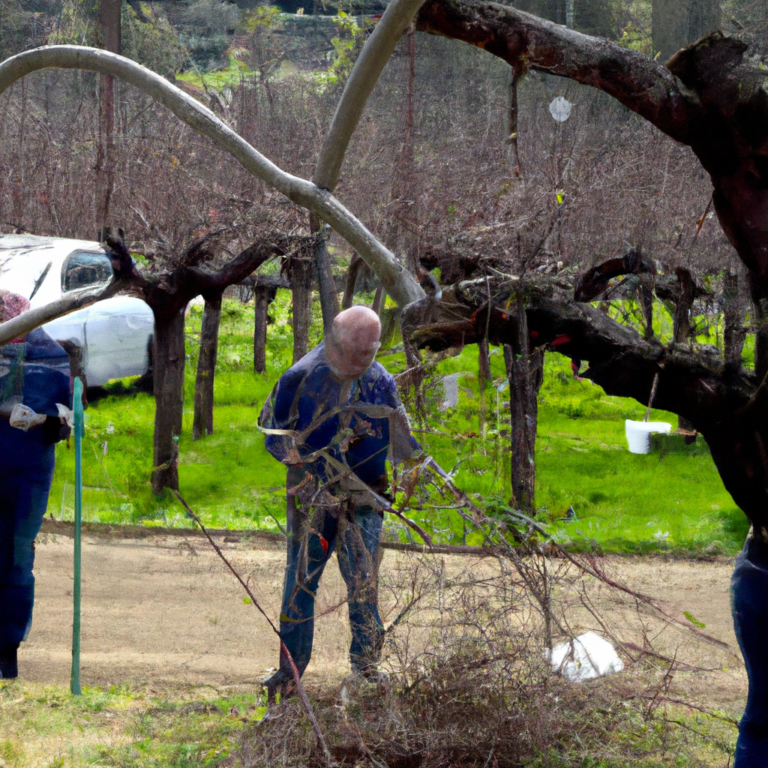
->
[625,420,672,454]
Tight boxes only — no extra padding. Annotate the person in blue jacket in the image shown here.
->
[259,305,416,700]
[0,290,71,679]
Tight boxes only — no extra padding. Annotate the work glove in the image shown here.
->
[40,415,71,445]
[9,403,47,431]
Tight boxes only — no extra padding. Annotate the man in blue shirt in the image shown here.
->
[259,305,416,700]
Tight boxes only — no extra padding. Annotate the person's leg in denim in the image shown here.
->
[269,493,339,696]
[732,535,768,767]
[0,447,55,677]
[338,505,384,676]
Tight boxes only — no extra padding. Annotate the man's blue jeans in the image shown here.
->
[277,488,385,678]
[0,436,55,649]
[732,534,768,767]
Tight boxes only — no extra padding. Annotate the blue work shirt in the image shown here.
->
[259,342,415,488]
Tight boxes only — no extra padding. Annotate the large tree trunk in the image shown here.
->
[152,307,186,494]
[724,272,747,371]
[95,0,121,234]
[502,298,543,514]
[652,0,721,62]
[673,268,697,432]
[253,284,276,373]
[291,254,313,364]
[342,253,364,310]
[753,293,768,382]
[192,293,222,441]
[411,276,768,535]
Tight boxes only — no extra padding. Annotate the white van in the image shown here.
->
[0,234,154,386]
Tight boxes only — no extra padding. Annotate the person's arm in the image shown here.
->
[259,371,304,466]
[377,369,420,464]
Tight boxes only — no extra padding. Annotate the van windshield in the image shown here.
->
[62,251,113,292]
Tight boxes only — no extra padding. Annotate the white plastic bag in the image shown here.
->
[9,403,47,432]
[549,631,624,682]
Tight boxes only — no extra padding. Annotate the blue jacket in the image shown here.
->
[0,328,71,467]
[259,343,415,488]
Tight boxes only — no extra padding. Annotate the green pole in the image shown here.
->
[70,377,84,696]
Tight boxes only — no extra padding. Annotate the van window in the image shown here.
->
[62,251,113,292]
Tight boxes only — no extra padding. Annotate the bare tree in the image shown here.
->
[0,27,425,352]
[95,0,121,233]
[192,291,222,441]
[408,0,768,541]
[653,0,722,61]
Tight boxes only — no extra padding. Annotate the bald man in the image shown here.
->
[259,306,416,699]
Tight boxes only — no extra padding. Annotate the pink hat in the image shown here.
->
[0,289,31,342]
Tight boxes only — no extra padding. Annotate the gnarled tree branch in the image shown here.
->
[415,0,699,143]
[413,279,768,535]
[0,46,424,315]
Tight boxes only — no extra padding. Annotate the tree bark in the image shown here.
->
[291,254,313,364]
[309,216,339,335]
[410,276,768,537]
[371,286,384,315]
[253,284,277,373]
[724,272,747,371]
[0,281,124,347]
[672,268,697,431]
[652,0,722,62]
[478,336,492,390]
[502,296,542,514]
[342,253,364,310]
[152,307,186,494]
[192,292,222,441]
[58,339,88,405]
[310,0,427,329]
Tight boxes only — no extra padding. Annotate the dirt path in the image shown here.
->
[23,524,748,719]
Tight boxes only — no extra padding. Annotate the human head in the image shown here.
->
[325,305,381,380]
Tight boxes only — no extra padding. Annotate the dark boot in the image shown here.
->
[0,645,18,680]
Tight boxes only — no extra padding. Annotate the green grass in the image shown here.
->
[0,680,265,768]
[48,295,749,556]
[0,676,736,768]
